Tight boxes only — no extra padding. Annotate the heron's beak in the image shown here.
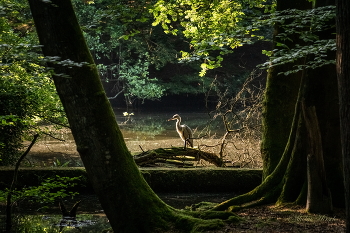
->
[167,118,174,121]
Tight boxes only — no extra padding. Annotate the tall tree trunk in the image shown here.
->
[261,0,311,180]
[336,0,350,231]
[27,0,173,231]
[307,0,344,207]
[263,0,343,207]
[213,0,343,213]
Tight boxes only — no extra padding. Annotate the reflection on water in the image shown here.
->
[116,111,226,141]
[27,111,257,167]
[0,214,110,233]
[0,193,235,232]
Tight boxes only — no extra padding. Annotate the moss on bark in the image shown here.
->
[261,67,301,180]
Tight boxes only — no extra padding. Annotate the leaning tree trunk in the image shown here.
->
[28,0,240,232]
[27,0,173,231]
[336,0,350,231]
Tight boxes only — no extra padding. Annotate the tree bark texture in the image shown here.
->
[27,0,173,231]
[302,104,332,214]
[306,0,344,207]
[336,0,350,231]
[306,61,343,206]
[261,0,312,180]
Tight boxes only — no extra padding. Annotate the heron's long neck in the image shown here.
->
[176,118,181,128]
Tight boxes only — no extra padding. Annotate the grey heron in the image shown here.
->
[168,114,193,148]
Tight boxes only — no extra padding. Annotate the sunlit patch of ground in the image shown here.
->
[220,205,345,233]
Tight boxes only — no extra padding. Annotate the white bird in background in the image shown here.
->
[168,114,193,149]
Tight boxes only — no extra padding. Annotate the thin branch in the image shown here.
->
[107,88,125,100]
[41,118,70,128]
[41,131,66,141]
[6,134,39,232]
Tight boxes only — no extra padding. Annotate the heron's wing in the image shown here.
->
[182,125,193,138]
[182,125,193,147]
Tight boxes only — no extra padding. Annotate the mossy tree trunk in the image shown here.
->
[27,0,174,231]
[260,0,311,180]
[336,0,350,230]
[214,0,343,213]
[27,0,239,232]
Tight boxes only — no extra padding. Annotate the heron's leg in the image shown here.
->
[187,138,192,148]
[183,140,187,150]
[185,138,191,148]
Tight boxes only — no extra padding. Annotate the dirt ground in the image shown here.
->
[216,205,345,233]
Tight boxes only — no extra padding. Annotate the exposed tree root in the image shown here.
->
[101,204,241,233]
[211,176,283,212]
[212,99,303,212]
[162,206,241,233]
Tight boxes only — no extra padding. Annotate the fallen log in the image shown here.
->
[134,147,224,167]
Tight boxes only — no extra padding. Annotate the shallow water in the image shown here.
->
[26,110,261,168]
[116,111,227,141]
[0,214,110,233]
[0,192,236,232]
[26,111,227,165]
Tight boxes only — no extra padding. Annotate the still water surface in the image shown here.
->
[26,111,233,168]
[2,193,235,232]
[115,111,226,141]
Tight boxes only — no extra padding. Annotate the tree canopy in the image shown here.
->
[72,0,217,105]
[151,0,269,75]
